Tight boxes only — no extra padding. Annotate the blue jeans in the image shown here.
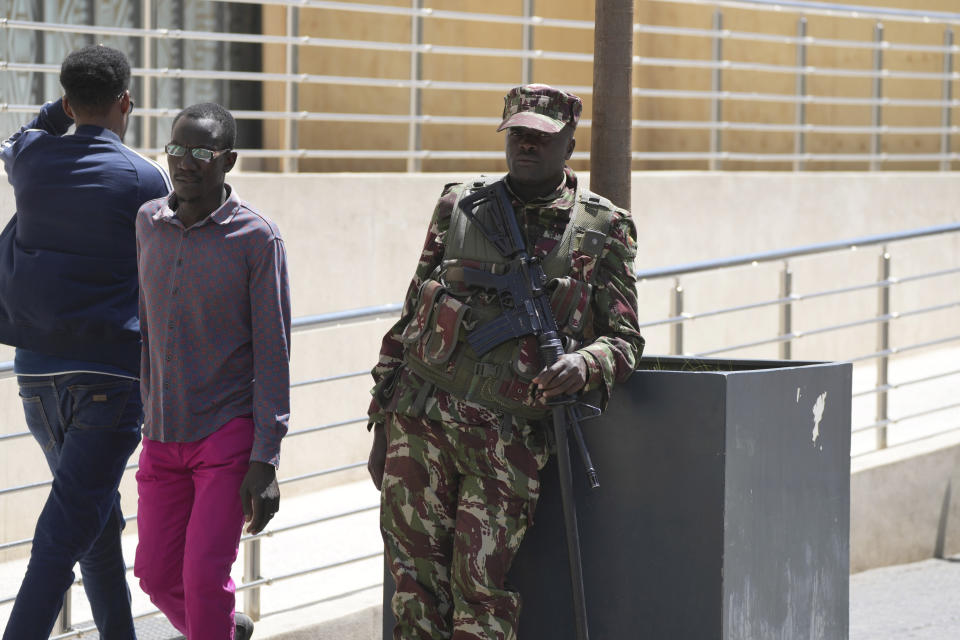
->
[3,373,142,640]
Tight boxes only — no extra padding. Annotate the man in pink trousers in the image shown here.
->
[134,102,291,640]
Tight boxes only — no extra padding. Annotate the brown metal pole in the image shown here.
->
[590,0,635,209]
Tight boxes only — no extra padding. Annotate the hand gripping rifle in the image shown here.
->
[457,180,598,640]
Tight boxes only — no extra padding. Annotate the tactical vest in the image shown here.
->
[401,175,619,420]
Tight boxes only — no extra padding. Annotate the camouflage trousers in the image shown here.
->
[380,411,548,640]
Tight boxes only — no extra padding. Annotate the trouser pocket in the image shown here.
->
[67,379,136,430]
[19,392,56,452]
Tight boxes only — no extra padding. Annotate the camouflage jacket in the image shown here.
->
[368,168,643,429]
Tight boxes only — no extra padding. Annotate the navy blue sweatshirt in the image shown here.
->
[0,99,171,375]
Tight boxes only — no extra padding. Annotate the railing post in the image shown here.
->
[794,17,807,172]
[709,10,723,171]
[55,589,72,634]
[875,247,891,450]
[406,0,424,172]
[779,261,793,360]
[283,4,300,173]
[243,538,262,621]
[522,0,534,84]
[870,22,884,171]
[141,0,153,152]
[941,29,954,172]
[670,279,684,355]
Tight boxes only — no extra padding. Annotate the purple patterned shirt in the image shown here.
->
[136,185,291,466]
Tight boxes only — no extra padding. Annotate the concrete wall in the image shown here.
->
[851,431,960,572]
[0,170,958,565]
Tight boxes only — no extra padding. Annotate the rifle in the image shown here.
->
[457,179,598,640]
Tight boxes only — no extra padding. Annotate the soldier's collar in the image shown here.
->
[504,172,571,207]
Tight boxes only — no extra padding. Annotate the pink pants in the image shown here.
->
[134,416,254,640]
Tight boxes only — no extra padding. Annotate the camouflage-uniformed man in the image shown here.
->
[367,84,643,640]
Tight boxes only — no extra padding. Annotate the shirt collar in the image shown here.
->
[155,184,242,227]
[73,124,122,144]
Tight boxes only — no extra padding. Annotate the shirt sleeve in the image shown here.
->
[576,210,645,406]
[136,209,152,407]
[366,183,460,426]
[249,236,292,466]
[1,99,74,180]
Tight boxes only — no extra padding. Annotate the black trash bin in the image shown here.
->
[383,356,852,640]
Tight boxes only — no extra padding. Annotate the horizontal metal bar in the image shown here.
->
[212,0,594,31]
[848,335,960,364]
[278,461,367,485]
[852,426,960,459]
[14,146,956,164]
[263,582,383,618]
[634,87,960,108]
[6,66,960,111]
[0,62,593,95]
[0,26,593,63]
[292,303,402,332]
[217,0,960,28]
[10,100,960,136]
[637,223,960,279]
[854,400,960,434]
[652,0,960,26]
[630,151,960,163]
[635,54,960,82]
[291,370,369,388]
[852,367,960,399]
[237,550,383,590]
[695,299,959,356]
[286,417,367,438]
[634,23,960,55]
[639,268,958,327]
[242,504,379,543]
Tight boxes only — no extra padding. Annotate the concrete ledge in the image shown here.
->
[851,431,960,572]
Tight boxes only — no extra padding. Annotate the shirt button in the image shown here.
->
[163,382,170,390]
[177,259,183,266]
[168,322,174,330]
[172,288,179,295]
[165,354,172,361]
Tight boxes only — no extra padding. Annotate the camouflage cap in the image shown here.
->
[497,84,582,134]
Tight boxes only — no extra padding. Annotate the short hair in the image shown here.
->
[172,103,237,149]
[60,45,130,115]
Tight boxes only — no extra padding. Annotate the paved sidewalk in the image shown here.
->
[851,555,960,639]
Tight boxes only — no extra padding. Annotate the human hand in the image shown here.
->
[368,423,387,491]
[239,461,280,534]
[533,353,588,401]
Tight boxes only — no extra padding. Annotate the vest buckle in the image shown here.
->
[473,362,502,378]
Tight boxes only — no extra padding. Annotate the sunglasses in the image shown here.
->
[165,143,232,163]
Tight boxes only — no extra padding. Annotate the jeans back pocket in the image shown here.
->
[67,380,135,430]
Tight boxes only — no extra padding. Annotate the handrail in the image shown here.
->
[636,222,960,280]
[652,0,960,25]
[1,222,955,382]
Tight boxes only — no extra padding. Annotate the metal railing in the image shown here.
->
[5,0,960,169]
[1,220,958,634]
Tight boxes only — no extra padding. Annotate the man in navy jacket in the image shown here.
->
[0,45,170,639]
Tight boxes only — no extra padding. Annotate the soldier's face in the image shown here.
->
[505,126,575,187]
